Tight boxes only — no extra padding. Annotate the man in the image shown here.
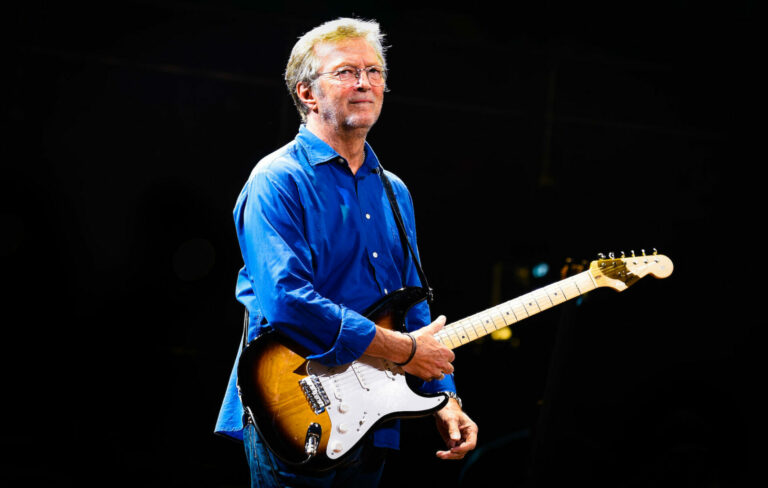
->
[215,17,478,487]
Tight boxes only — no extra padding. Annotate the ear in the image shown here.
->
[296,81,318,114]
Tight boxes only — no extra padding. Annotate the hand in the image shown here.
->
[403,316,455,382]
[434,398,478,460]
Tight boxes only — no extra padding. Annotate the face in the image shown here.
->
[309,38,385,132]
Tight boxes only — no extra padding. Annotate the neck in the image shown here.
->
[305,118,368,174]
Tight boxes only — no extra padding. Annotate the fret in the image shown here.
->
[462,322,479,340]
[479,313,497,333]
[498,304,518,326]
[559,277,582,299]
[437,332,455,348]
[534,291,553,311]
[510,300,529,319]
[488,310,507,330]
[521,296,540,316]
[448,329,466,346]
[544,284,567,305]
[472,315,492,335]
[574,271,597,293]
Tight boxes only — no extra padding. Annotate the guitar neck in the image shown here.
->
[434,269,597,350]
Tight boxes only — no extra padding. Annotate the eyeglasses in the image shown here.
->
[315,65,387,87]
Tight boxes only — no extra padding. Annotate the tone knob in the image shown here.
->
[331,442,343,453]
[337,423,349,434]
[338,403,350,413]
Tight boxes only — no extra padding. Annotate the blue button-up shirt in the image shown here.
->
[215,126,455,447]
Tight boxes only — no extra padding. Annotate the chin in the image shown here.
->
[343,117,377,130]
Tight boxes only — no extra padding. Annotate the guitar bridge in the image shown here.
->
[299,375,331,414]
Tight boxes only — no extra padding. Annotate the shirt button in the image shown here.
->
[337,157,345,164]
[365,213,371,220]
[372,252,378,258]
[384,288,388,294]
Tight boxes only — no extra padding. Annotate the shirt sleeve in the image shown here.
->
[235,165,377,367]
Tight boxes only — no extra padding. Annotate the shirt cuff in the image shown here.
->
[417,373,457,395]
[307,306,377,366]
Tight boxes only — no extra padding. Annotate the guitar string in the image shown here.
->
[431,265,636,345]
[433,259,662,346]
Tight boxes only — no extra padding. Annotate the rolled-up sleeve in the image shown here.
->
[235,166,376,366]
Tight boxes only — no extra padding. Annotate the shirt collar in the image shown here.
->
[296,125,381,174]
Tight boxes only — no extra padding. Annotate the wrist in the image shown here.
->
[443,391,462,409]
[394,332,417,366]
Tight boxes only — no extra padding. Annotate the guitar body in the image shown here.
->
[237,287,448,472]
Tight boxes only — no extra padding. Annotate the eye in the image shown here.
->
[336,68,357,79]
[366,67,385,82]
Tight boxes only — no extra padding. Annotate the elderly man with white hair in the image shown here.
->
[216,17,477,487]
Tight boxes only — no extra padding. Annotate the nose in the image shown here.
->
[354,70,372,90]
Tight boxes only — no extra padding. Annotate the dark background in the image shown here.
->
[3,1,760,487]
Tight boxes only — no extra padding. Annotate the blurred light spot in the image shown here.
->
[491,326,512,341]
[532,262,549,278]
[172,238,215,281]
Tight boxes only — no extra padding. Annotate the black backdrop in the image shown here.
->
[3,1,760,487]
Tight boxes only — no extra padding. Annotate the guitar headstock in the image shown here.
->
[589,249,674,291]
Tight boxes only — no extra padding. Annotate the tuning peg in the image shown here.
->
[620,251,625,258]
[641,249,646,256]
[609,252,615,259]
[598,253,606,259]
[652,248,658,255]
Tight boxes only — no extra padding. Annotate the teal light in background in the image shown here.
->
[532,262,549,278]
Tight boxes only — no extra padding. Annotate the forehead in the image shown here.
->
[313,38,382,70]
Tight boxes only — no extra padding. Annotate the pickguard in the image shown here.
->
[307,356,446,459]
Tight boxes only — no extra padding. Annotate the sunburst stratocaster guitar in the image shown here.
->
[237,251,673,471]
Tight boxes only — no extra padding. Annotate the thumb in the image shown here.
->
[449,424,461,442]
[426,315,447,333]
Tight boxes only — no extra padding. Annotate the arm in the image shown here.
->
[236,167,376,366]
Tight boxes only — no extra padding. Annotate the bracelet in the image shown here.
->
[443,391,463,409]
[394,332,417,366]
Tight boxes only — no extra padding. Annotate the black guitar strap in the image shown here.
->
[377,165,435,304]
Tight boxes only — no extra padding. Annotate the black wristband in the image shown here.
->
[394,332,417,366]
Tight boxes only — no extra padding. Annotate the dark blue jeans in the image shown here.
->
[243,423,387,488]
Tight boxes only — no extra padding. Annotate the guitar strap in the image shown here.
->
[376,165,435,305]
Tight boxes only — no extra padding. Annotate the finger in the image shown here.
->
[447,421,461,443]
[463,424,478,449]
[436,449,465,460]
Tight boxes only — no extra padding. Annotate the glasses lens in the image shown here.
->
[336,68,356,83]
[366,68,384,86]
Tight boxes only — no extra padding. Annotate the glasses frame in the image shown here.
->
[315,65,388,87]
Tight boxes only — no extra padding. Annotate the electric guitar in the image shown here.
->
[237,251,673,471]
